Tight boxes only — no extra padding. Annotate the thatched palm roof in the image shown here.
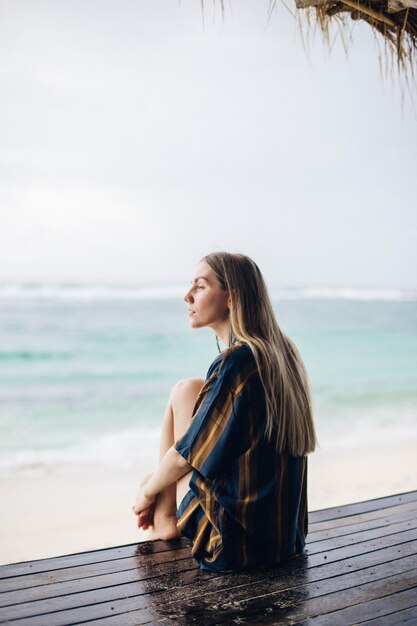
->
[295,0,417,71]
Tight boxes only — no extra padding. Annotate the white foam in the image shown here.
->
[0,427,161,477]
[271,287,417,302]
[2,403,416,477]
[315,401,417,450]
[0,284,185,302]
[1,283,416,302]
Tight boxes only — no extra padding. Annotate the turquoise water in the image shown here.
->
[1,284,416,475]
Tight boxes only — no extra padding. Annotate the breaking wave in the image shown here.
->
[0,283,416,302]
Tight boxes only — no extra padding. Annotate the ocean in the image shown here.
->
[1,283,416,476]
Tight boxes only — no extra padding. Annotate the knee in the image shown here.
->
[170,378,204,402]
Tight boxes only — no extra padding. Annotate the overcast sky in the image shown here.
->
[1,0,416,289]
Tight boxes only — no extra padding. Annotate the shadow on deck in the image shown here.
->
[1,490,417,625]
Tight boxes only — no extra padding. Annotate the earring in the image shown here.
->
[225,309,233,348]
[215,335,221,353]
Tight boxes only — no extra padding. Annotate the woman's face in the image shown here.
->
[184,261,230,330]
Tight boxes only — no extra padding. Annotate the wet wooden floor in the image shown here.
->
[1,490,416,625]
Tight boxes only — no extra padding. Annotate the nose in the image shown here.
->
[184,289,193,304]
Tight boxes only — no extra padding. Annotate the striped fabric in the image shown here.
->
[174,341,308,572]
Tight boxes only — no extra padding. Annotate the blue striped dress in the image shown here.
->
[174,340,308,572]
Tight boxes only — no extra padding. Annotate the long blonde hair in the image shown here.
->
[203,252,317,457]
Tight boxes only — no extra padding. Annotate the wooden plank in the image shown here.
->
[169,565,417,624]
[3,553,416,626]
[0,492,415,626]
[0,547,193,594]
[309,500,417,534]
[305,519,417,555]
[2,535,416,625]
[308,491,417,524]
[309,507,417,543]
[296,527,417,568]
[3,515,416,597]
[1,523,416,602]
[1,539,415,614]
[66,564,417,626]
[304,586,417,625]
[1,567,199,624]
[360,604,417,624]
[1,490,415,581]
[171,569,417,626]
[2,532,416,616]
[3,496,416,592]
[0,537,190,579]
[305,518,417,554]
[305,528,417,568]
[2,509,415,595]
[0,555,197,607]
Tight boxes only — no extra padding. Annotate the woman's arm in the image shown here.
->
[133,446,191,514]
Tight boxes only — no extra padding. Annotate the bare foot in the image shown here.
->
[147,507,181,541]
[135,474,181,540]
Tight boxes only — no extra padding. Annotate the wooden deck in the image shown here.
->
[1,491,416,625]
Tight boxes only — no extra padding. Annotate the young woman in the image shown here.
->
[133,252,316,572]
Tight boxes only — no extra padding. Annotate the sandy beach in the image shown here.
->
[1,438,416,566]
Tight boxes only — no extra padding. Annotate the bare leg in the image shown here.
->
[145,378,204,540]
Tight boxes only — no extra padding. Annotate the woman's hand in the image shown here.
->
[132,474,156,530]
[133,485,155,516]
[132,449,190,531]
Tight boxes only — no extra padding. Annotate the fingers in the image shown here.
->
[137,511,153,530]
[133,504,154,527]
[132,492,156,531]
[138,517,150,530]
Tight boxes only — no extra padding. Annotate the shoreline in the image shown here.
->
[1,439,416,566]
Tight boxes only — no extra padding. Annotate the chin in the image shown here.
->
[189,318,204,329]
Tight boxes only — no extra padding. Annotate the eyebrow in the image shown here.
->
[191,276,209,284]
